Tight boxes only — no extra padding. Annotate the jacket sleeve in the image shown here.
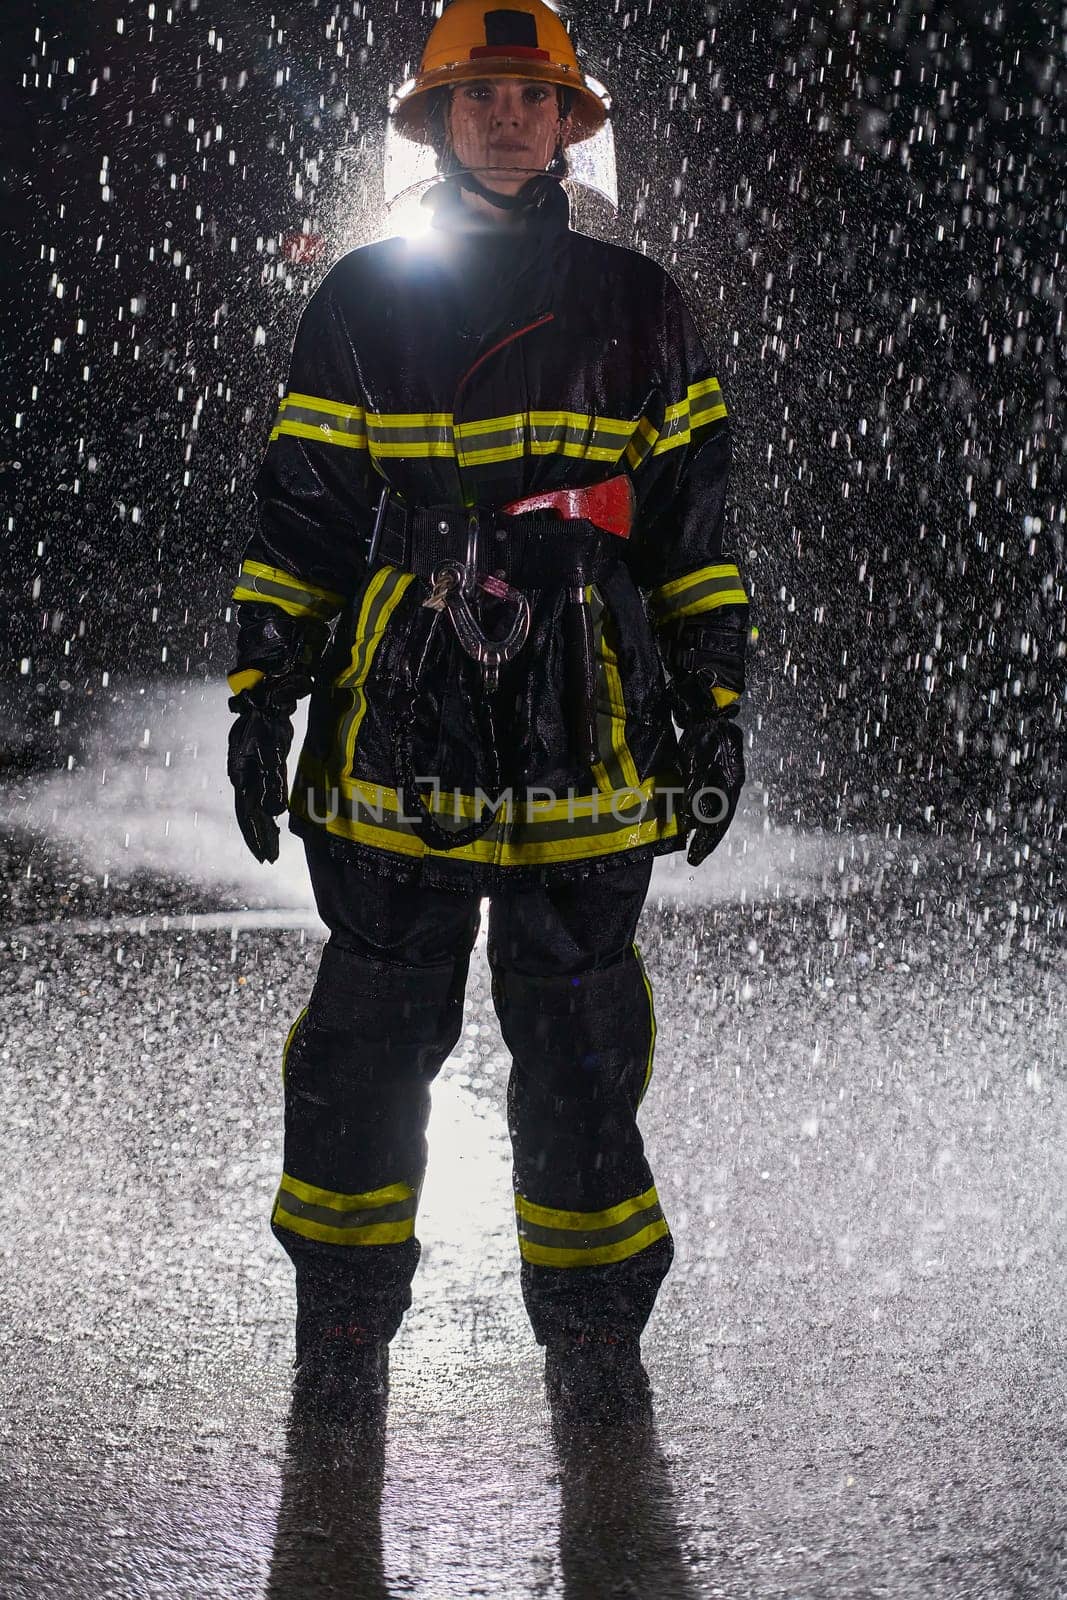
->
[227,263,380,695]
[623,272,750,718]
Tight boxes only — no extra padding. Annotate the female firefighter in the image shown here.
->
[226,0,749,1427]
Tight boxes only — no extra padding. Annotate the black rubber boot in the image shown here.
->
[291,1327,390,1438]
[544,1332,653,1428]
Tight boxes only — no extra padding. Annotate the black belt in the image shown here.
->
[374,502,614,589]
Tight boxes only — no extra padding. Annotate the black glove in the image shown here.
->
[227,689,296,864]
[658,613,748,865]
[226,605,326,864]
[677,714,745,867]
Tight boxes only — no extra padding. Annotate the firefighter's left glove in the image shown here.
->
[677,713,745,867]
[227,683,298,865]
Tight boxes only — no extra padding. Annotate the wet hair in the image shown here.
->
[426,83,573,177]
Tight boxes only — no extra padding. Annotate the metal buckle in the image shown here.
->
[422,560,531,692]
[463,513,481,594]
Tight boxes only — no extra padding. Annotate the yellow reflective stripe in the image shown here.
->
[515,1184,659,1234]
[651,416,727,457]
[280,1006,307,1084]
[454,411,525,441]
[649,563,743,604]
[453,410,637,442]
[370,437,456,459]
[237,561,343,602]
[528,413,636,462]
[663,377,724,423]
[291,757,682,865]
[688,375,725,406]
[367,414,455,458]
[454,410,641,467]
[656,587,749,622]
[528,439,624,463]
[231,583,337,619]
[648,564,749,625]
[271,419,368,450]
[634,944,657,1105]
[270,393,369,449]
[690,399,728,426]
[459,442,525,467]
[273,1171,417,1246]
[267,404,650,469]
[628,379,727,465]
[589,585,641,797]
[518,1217,669,1269]
[232,560,344,619]
[268,397,711,468]
[514,1183,666,1266]
[370,410,453,428]
[279,1173,413,1210]
[284,391,365,421]
[336,775,658,825]
[227,667,265,695]
[333,566,415,775]
[712,686,741,710]
[528,409,634,438]
[309,807,677,865]
[275,1214,414,1246]
[310,810,673,864]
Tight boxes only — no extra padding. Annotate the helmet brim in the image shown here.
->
[392,59,609,147]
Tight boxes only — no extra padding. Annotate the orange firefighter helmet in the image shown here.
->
[392,1,610,147]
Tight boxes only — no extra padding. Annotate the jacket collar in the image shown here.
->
[422,174,571,239]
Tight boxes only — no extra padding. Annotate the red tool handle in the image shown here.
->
[502,474,634,539]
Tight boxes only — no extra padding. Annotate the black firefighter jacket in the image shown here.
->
[229,180,750,890]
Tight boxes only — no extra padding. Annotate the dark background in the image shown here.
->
[1,0,1063,879]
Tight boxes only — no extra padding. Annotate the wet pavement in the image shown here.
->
[0,688,1065,1597]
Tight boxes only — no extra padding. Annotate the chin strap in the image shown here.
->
[455,167,561,213]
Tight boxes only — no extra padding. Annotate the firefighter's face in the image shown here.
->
[447,78,569,193]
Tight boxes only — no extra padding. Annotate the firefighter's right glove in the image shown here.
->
[677,714,745,867]
[227,684,296,864]
[226,603,328,863]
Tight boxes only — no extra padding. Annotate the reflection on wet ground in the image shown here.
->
[265,1407,701,1600]
[267,1407,389,1600]
[0,748,1064,1594]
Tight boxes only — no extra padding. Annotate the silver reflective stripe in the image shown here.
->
[517,1200,664,1252]
[690,395,727,426]
[295,773,659,845]
[275,1191,416,1230]
[277,403,367,440]
[367,423,454,447]
[236,573,339,617]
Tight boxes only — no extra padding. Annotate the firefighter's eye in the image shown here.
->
[461,84,493,101]
[522,86,550,104]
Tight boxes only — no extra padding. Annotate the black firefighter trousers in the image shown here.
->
[272,832,673,1354]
